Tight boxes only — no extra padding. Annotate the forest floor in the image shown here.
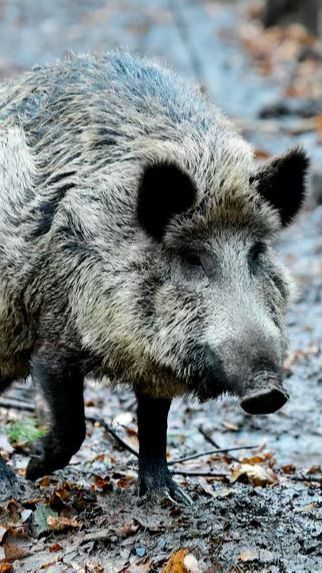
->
[0,1,322,572]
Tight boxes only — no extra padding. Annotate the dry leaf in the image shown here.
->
[38,476,52,488]
[49,543,63,553]
[183,554,201,573]
[315,113,322,134]
[241,452,274,465]
[163,550,201,573]
[198,478,217,498]
[94,475,112,492]
[115,476,135,489]
[296,502,318,513]
[231,463,277,487]
[116,522,139,538]
[0,527,31,561]
[281,464,296,474]
[47,515,82,532]
[307,465,321,475]
[222,421,239,431]
[163,549,188,573]
[121,565,151,573]
[49,486,70,508]
[32,504,57,538]
[239,548,259,562]
[254,148,272,160]
[0,564,14,572]
[114,412,133,426]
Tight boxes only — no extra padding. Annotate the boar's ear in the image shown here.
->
[137,161,197,240]
[252,148,309,226]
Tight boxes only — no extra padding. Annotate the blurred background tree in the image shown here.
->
[263,0,321,36]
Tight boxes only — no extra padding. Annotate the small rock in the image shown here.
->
[135,546,146,557]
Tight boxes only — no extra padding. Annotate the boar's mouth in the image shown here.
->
[184,346,230,402]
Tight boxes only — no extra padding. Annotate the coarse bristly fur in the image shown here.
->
[0,51,309,405]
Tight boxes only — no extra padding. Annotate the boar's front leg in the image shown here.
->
[26,354,86,481]
[136,392,192,505]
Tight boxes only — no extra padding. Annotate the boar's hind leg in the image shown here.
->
[26,355,86,481]
[137,392,192,505]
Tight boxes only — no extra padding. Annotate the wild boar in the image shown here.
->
[0,52,309,501]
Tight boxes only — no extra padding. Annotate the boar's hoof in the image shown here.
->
[26,456,57,481]
[0,457,21,500]
[139,471,193,506]
[241,387,289,415]
[25,434,77,481]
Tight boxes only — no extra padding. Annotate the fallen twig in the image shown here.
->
[0,397,35,412]
[198,426,240,462]
[86,414,139,457]
[170,470,229,479]
[80,528,111,544]
[168,445,258,466]
[289,475,321,483]
[198,425,220,447]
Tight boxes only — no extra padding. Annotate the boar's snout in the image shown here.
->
[199,333,288,414]
[240,372,288,414]
[240,382,289,415]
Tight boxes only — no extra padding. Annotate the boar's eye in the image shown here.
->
[249,241,267,271]
[181,252,208,279]
[185,253,203,268]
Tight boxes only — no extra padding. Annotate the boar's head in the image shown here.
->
[131,145,309,414]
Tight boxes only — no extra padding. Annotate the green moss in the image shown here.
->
[6,417,47,447]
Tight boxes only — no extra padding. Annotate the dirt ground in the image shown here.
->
[0,1,322,572]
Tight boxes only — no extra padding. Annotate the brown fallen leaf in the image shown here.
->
[0,526,31,562]
[49,486,70,509]
[163,549,188,573]
[38,476,53,488]
[47,515,82,532]
[115,476,136,489]
[49,543,63,553]
[307,465,321,475]
[240,452,273,465]
[5,501,21,523]
[231,463,277,487]
[254,148,272,160]
[296,502,318,513]
[121,565,151,573]
[163,549,201,573]
[281,464,296,474]
[116,522,139,538]
[94,475,112,492]
[0,564,14,572]
[23,497,48,509]
[315,113,322,134]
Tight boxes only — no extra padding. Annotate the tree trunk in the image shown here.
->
[262,0,320,36]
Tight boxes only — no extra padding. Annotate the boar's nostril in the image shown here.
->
[240,387,289,415]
